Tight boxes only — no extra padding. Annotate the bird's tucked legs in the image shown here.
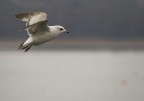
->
[18,42,24,50]
[24,46,31,52]
[18,42,31,52]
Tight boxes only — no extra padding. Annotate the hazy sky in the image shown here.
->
[0,0,144,40]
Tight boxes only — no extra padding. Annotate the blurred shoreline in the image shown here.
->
[0,39,144,51]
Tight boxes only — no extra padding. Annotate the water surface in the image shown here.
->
[0,50,144,101]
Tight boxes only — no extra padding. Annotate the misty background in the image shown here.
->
[0,0,144,40]
[0,1,144,101]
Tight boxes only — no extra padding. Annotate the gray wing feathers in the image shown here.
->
[15,12,47,22]
[15,12,48,35]
[24,20,49,34]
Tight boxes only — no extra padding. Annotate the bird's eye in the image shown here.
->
[59,28,63,31]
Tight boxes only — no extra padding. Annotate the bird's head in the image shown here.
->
[55,25,69,34]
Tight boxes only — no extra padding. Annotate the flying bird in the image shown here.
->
[15,12,69,52]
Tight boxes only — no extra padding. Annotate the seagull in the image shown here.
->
[15,12,69,52]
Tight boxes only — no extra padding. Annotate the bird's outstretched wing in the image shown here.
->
[15,12,47,22]
[15,12,49,35]
[23,19,49,34]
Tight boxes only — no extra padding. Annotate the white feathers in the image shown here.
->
[15,12,68,52]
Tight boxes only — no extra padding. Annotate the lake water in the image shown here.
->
[0,49,144,101]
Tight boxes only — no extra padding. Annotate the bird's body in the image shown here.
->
[23,25,64,46]
[15,12,69,52]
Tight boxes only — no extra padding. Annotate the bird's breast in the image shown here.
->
[32,32,56,45]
